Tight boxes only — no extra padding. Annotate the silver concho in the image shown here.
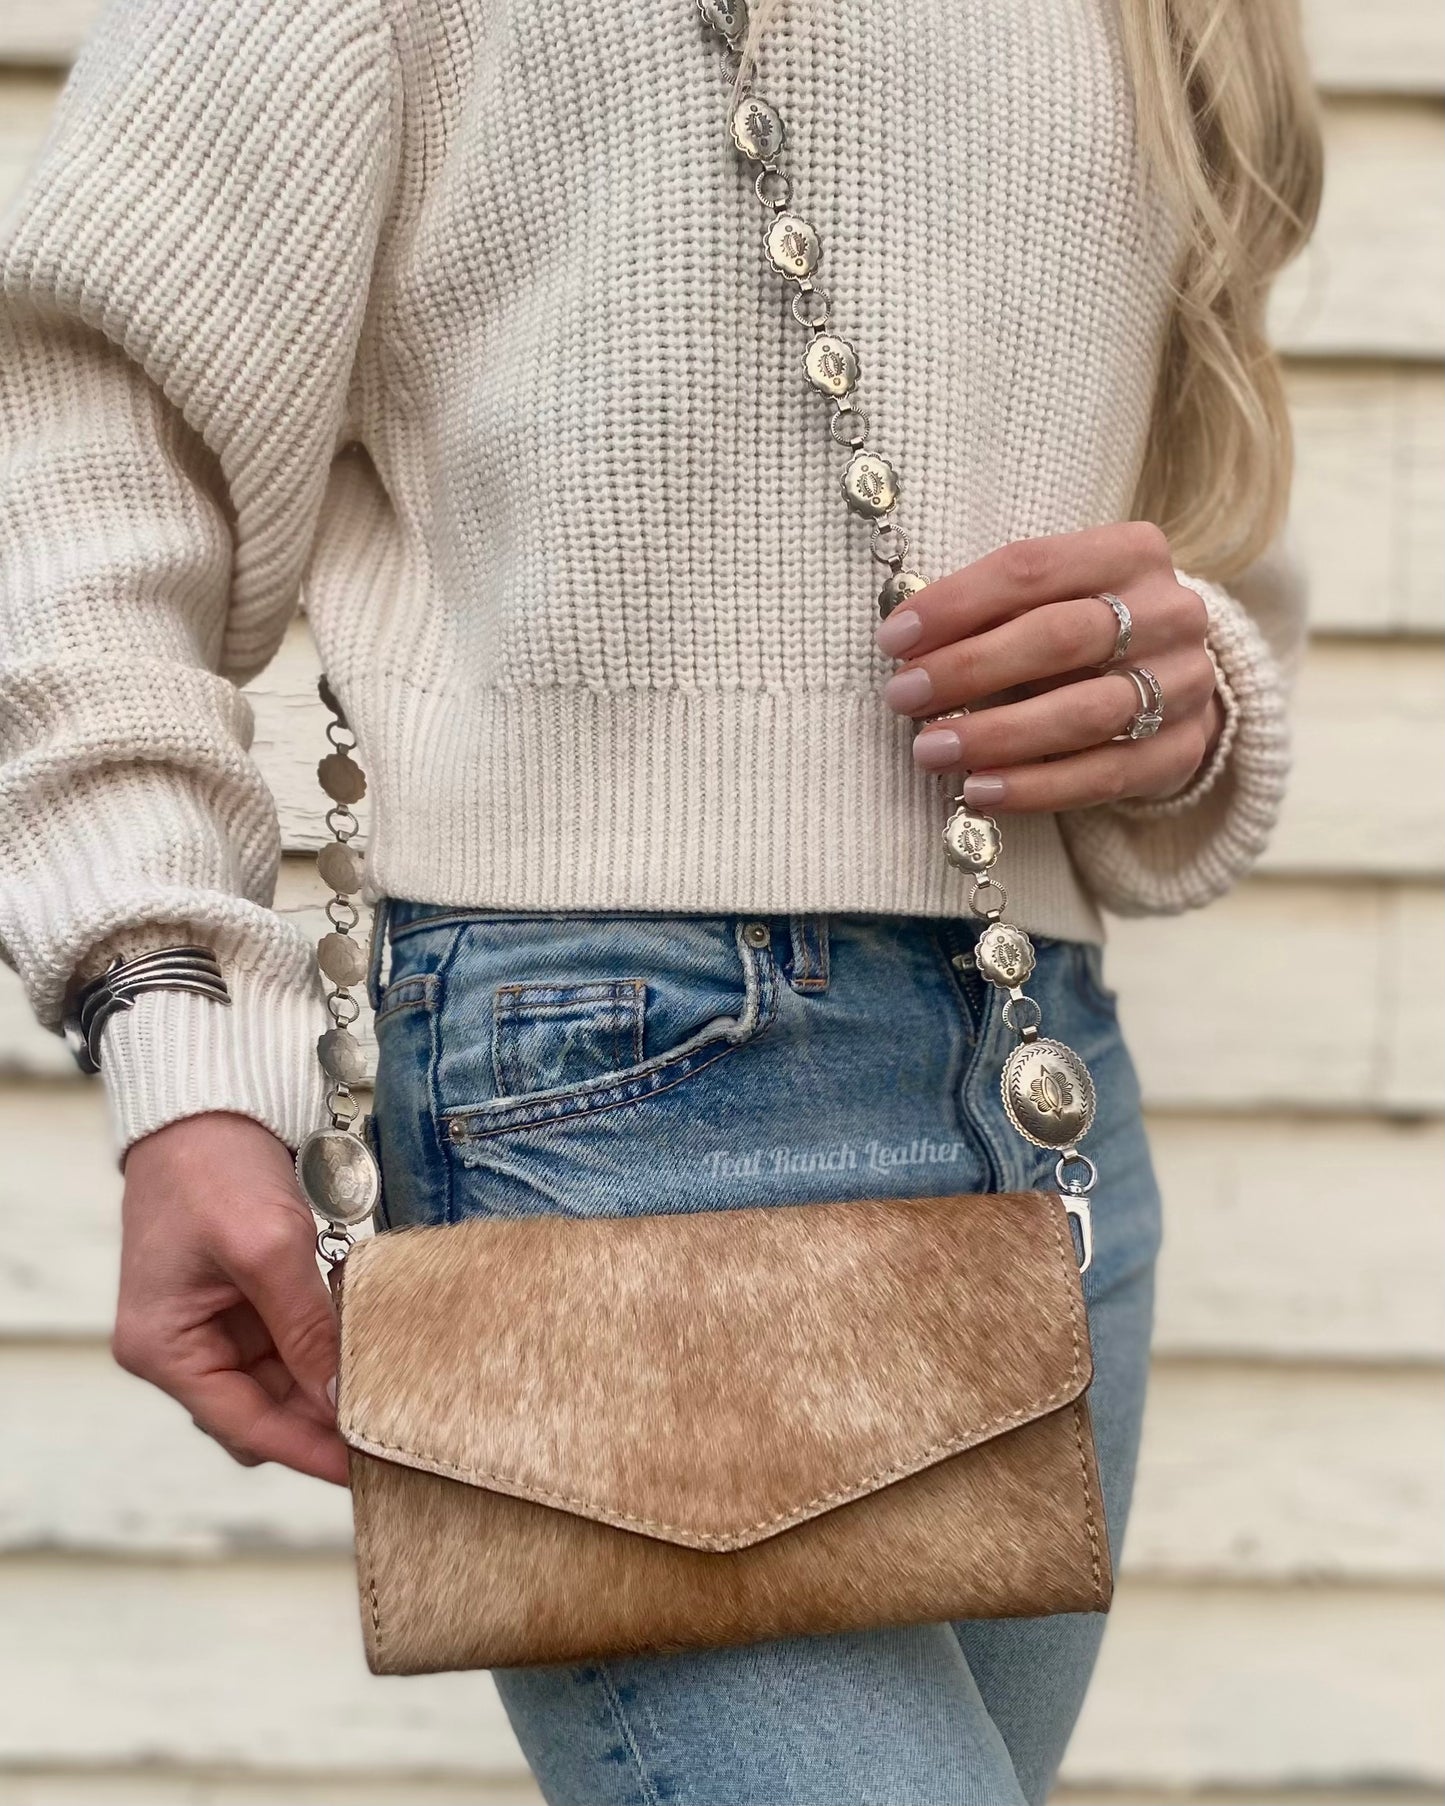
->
[765,213,822,280]
[697,0,747,40]
[1001,1039,1096,1150]
[317,1026,368,1086]
[296,1127,380,1226]
[841,450,899,519]
[803,332,859,399]
[975,923,1036,988]
[731,94,784,161]
[942,806,1001,873]
[878,569,927,617]
[317,751,366,805]
[317,932,367,987]
[317,840,364,895]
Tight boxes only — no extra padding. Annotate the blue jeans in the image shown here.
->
[370,904,1161,1806]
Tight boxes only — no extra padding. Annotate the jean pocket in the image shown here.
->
[492,978,646,1097]
[431,915,780,1155]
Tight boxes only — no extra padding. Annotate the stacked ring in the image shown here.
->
[1093,592,1133,664]
[1109,665,1165,741]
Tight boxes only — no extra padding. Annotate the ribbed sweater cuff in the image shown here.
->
[98,961,328,1162]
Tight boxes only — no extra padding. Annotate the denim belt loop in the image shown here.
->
[786,914,831,993]
[365,895,393,1012]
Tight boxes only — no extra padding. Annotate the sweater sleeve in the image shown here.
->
[1058,536,1308,917]
[0,0,399,1157]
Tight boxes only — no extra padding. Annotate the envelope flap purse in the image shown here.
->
[300,1,1120,1677]
[337,1190,1092,1555]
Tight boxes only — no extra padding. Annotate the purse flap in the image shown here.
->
[337,1190,1090,1552]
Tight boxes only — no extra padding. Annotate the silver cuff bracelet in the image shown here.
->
[62,945,231,1074]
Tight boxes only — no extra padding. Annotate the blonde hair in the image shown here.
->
[736,0,1323,582]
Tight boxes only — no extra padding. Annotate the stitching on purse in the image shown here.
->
[342,1198,1088,1547]
[1070,1399,1107,1609]
[1042,1196,1106,1603]
[350,1452,385,1666]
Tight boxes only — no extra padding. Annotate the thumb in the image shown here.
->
[234,1206,341,1414]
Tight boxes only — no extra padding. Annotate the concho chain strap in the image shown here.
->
[296,2,1100,1273]
[697,0,1097,1265]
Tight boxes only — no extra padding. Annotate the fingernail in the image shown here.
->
[875,608,923,656]
[882,666,933,712]
[963,775,1008,808]
[913,728,962,770]
[325,1375,338,1408]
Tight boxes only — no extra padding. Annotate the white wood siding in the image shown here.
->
[1,7,1441,1803]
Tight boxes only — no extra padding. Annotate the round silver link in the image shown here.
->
[755,166,793,210]
[326,896,361,932]
[869,521,909,567]
[1001,994,1043,1039]
[968,876,1008,918]
[325,804,360,841]
[326,988,361,1028]
[829,405,869,448]
[316,1225,355,1272]
[326,1086,360,1130]
[791,284,832,328]
[1056,1149,1099,1195]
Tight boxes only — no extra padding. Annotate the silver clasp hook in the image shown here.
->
[1054,1149,1098,1273]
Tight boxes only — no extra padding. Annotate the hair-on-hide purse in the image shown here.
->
[294,0,1112,1676]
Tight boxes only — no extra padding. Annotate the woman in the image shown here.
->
[0,0,1319,1800]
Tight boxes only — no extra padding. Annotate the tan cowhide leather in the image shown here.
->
[336,1190,1111,1675]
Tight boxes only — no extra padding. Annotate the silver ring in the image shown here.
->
[1093,592,1132,664]
[1109,664,1164,741]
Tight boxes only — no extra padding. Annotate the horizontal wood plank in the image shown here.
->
[1305,0,1445,93]
[4,1343,1438,1580]
[6,0,1443,92]
[0,1785,1437,1806]
[1066,1581,1445,1788]
[1126,1362,1444,1580]
[0,1781,543,1806]
[1270,100,1445,359]
[1,1558,1439,1787]
[1106,879,1444,1114]
[1262,638,1444,873]
[0,70,53,204]
[1286,363,1444,635]
[1147,1112,1445,1361]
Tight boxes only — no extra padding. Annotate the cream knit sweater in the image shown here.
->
[0,0,1300,1158]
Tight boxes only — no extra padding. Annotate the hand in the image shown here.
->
[874,521,1225,811]
[113,1112,348,1485]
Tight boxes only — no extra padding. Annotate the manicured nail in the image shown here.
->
[963,775,1008,808]
[913,728,962,770]
[875,608,923,656]
[325,1375,338,1408]
[882,666,933,712]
